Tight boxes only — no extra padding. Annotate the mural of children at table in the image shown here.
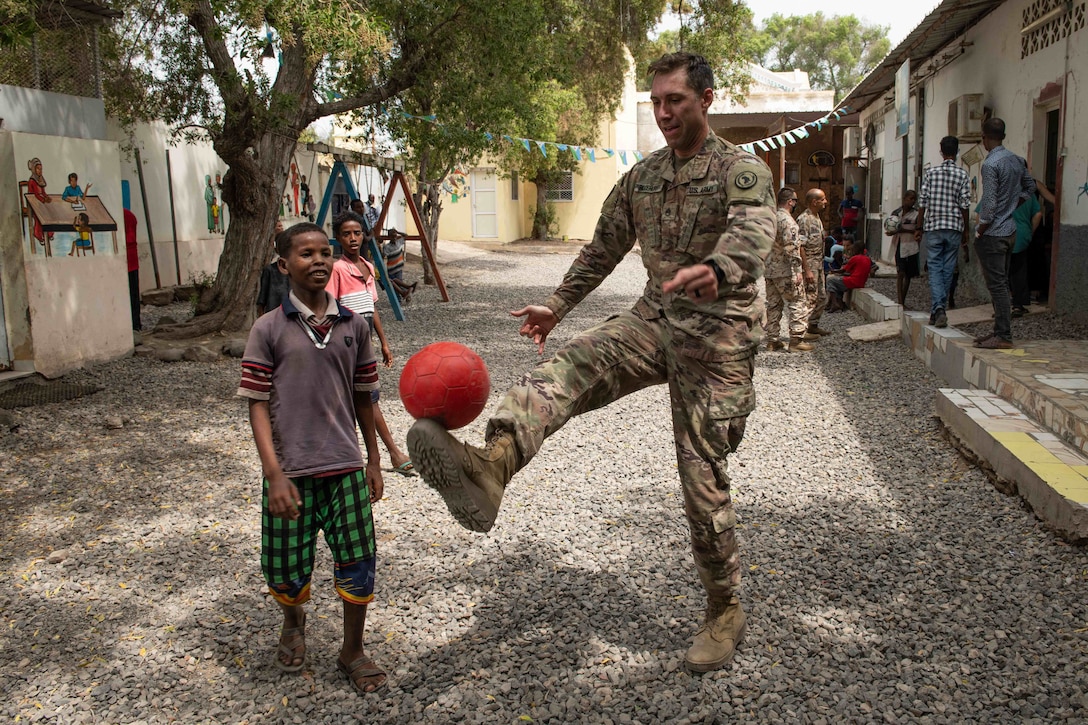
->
[61,172,92,206]
[70,212,95,256]
[27,158,54,252]
[205,175,217,233]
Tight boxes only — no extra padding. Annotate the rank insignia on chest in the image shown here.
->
[735,171,758,190]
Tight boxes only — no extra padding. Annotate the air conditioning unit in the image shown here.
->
[842,128,862,159]
[948,94,984,140]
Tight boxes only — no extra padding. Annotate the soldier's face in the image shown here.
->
[651,68,712,158]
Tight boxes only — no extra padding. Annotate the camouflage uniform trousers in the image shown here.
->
[802,258,828,327]
[487,308,753,601]
[763,276,806,342]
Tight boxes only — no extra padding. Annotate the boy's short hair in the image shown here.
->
[333,210,367,238]
[68,172,78,181]
[851,241,866,254]
[939,136,959,157]
[276,222,326,258]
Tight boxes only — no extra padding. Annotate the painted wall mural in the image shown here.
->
[21,156,117,257]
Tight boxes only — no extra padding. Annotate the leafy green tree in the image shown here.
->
[99,0,540,335]
[753,13,890,103]
[633,0,757,96]
[500,0,662,239]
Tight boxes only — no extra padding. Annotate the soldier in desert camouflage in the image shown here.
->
[797,189,831,337]
[764,187,811,352]
[408,52,776,673]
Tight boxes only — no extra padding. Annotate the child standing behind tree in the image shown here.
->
[237,222,388,696]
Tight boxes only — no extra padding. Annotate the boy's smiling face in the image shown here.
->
[278,230,332,294]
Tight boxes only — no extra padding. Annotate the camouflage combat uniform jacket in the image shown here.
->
[543,132,776,364]
[796,208,825,261]
[767,209,803,280]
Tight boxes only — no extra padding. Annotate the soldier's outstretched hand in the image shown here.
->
[510,305,558,355]
[662,264,719,305]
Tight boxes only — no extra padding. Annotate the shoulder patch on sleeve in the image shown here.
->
[725,158,773,204]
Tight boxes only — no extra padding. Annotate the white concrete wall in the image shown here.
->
[0,84,107,140]
[108,121,228,290]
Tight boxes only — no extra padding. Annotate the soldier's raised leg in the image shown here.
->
[408,311,667,532]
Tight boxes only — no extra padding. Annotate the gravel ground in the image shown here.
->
[2,249,1088,724]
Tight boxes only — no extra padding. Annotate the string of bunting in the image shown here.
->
[736,105,852,155]
[384,103,850,163]
[389,108,644,164]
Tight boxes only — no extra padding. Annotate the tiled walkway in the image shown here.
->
[894,307,1088,541]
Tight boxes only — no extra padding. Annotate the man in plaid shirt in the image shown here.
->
[915,136,970,328]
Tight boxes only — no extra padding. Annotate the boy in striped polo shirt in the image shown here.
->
[237,222,387,695]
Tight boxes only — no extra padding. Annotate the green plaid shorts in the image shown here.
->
[261,469,376,606]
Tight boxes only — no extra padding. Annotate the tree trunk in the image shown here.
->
[532,183,550,240]
[155,133,297,338]
[414,182,443,285]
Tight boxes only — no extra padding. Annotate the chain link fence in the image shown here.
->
[0,24,101,99]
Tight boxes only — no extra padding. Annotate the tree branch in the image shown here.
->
[186,0,246,108]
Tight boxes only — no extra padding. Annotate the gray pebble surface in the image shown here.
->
[2,249,1087,724]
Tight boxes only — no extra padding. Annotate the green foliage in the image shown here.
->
[752,13,891,103]
[0,0,37,48]
[633,0,756,97]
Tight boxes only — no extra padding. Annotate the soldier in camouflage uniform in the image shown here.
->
[797,189,830,336]
[763,187,810,352]
[408,52,775,673]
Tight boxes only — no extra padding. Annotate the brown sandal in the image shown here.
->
[337,654,387,695]
[274,611,306,673]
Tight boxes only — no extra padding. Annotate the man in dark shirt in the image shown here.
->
[257,221,291,316]
[974,117,1035,349]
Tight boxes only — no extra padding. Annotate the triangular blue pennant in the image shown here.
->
[739,143,755,154]
[572,147,582,161]
[588,149,596,162]
[484,132,493,141]
[521,138,531,152]
[633,151,643,161]
[502,135,514,144]
[556,143,568,151]
[423,114,437,122]
[537,140,548,157]
[755,139,770,152]
[619,150,627,164]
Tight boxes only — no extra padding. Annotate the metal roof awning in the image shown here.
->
[840,0,1005,113]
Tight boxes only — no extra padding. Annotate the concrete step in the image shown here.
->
[937,388,1088,543]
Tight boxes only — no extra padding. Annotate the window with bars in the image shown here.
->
[544,171,574,202]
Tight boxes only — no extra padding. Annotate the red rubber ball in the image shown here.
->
[399,341,491,430]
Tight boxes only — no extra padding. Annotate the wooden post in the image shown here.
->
[133,147,161,289]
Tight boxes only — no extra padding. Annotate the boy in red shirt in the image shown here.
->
[826,241,872,312]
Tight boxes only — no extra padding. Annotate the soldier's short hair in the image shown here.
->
[804,188,824,205]
[940,136,959,157]
[647,52,714,94]
[777,187,796,205]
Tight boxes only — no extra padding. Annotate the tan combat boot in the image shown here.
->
[407,419,519,533]
[808,323,831,336]
[685,597,746,672]
[765,340,785,352]
[788,337,814,352]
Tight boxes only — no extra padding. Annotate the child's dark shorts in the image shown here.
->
[261,469,376,606]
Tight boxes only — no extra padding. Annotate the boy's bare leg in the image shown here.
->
[277,603,306,670]
[373,403,411,470]
[338,602,386,694]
